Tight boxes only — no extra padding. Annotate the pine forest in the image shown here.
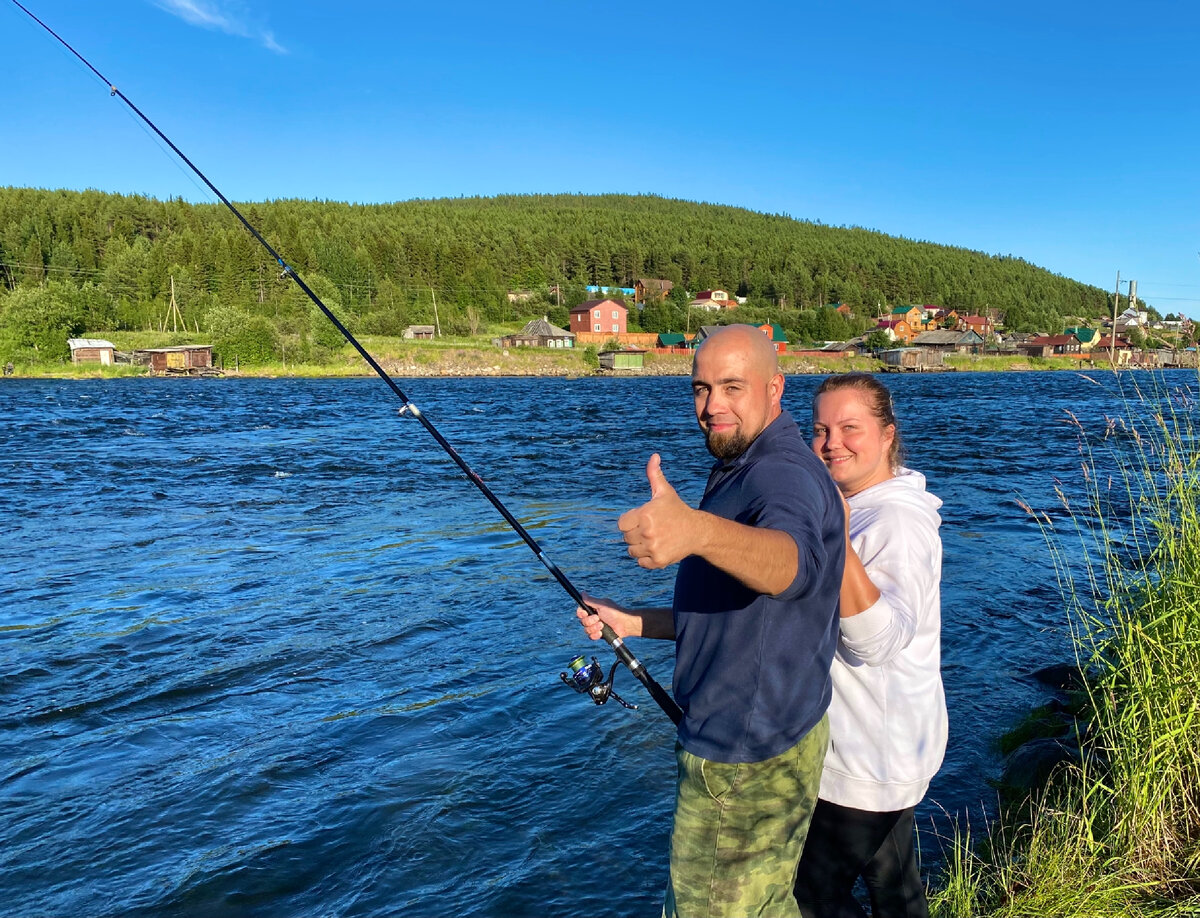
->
[0,187,1126,364]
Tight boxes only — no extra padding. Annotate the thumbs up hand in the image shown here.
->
[618,454,698,569]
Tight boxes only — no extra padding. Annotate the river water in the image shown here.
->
[2,369,1193,917]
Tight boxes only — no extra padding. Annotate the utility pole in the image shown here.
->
[163,275,184,333]
[431,286,441,337]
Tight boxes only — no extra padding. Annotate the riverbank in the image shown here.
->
[3,333,1113,378]
[929,371,1200,917]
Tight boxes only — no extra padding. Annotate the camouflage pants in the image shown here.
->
[664,716,828,918]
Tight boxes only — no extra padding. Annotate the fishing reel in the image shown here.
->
[559,655,637,711]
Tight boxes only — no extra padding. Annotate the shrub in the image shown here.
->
[206,305,279,366]
[0,285,86,363]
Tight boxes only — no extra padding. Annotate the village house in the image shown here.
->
[68,338,116,365]
[635,278,675,304]
[691,323,785,353]
[757,323,788,354]
[569,299,627,336]
[691,325,726,346]
[888,305,928,330]
[1110,306,1148,335]
[876,317,914,345]
[822,337,866,356]
[403,325,436,340]
[1064,327,1100,351]
[924,307,957,328]
[656,332,689,349]
[498,316,575,348]
[911,328,984,354]
[689,289,734,311]
[1096,335,1135,366]
[1016,334,1082,358]
[957,314,994,339]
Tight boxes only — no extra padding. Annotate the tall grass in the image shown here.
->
[931,371,1200,917]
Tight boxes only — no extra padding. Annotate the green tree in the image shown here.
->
[547,304,570,328]
[0,187,1120,346]
[206,305,279,366]
[0,285,86,362]
[864,328,892,351]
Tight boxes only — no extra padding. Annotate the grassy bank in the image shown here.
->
[3,332,1138,379]
[944,354,1093,372]
[930,372,1200,917]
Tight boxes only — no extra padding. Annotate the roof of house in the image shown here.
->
[822,339,863,352]
[137,345,213,353]
[1064,327,1099,343]
[67,338,115,350]
[657,333,688,346]
[571,299,627,313]
[876,318,907,329]
[912,329,982,345]
[890,305,920,315]
[518,318,574,337]
[759,323,788,342]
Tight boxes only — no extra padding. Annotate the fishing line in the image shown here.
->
[12,0,682,726]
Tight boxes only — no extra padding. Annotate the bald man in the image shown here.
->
[578,324,846,917]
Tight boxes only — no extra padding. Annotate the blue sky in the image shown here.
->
[5,0,1199,315]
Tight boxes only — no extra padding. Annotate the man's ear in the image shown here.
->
[770,372,785,404]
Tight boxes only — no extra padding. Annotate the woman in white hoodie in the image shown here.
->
[793,373,947,918]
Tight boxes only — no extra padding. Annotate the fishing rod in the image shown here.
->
[14,1,682,726]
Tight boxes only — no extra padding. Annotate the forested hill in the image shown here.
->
[0,187,1114,356]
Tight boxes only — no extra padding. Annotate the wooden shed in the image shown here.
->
[68,338,116,365]
[141,345,214,373]
[911,329,984,354]
[879,347,944,370]
[598,348,646,372]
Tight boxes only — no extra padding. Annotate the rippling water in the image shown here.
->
[2,369,1193,917]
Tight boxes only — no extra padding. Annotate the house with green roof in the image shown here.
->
[890,304,941,331]
[1064,327,1100,350]
[757,323,789,354]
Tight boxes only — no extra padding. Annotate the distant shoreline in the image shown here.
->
[4,348,1168,380]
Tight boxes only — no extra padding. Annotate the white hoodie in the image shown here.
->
[819,468,948,812]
